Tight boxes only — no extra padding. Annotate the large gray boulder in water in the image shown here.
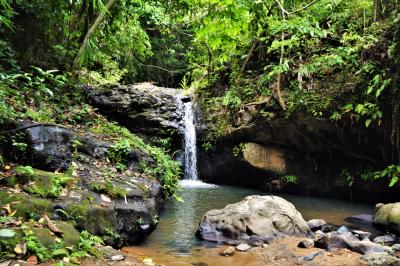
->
[196,195,312,245]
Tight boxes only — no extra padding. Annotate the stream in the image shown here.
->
[123,180,373,266]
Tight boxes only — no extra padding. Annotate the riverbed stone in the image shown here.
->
[336,226,350,235]
[315,233,351,250]
[391,244,400,251]
[196,195,312,245]
[353,230,371,240]
[220,246,235,256]
[373,235,396,246]
[345,214,374,225]
[321,224,337,233]
[314,230,325,240]
[297,239,314,248]
[307,219,327,231]
[360,252,400,265]
[374,203,400,235]
[347,240,389,254]
[298,250,326,263]
[236,243,251,252]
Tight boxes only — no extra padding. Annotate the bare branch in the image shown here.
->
[274,0,319,15]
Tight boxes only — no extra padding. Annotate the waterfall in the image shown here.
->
[182,100,199,180]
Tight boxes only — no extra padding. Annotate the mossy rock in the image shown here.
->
[374,202,400,234]
[0,222,80,259]
[65,202,117,237]
[14,166,75,198]
[31,221,80,248]
[0,190,53,220]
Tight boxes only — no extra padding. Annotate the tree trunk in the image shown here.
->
[72,0,117,70]
[276,0,287,110]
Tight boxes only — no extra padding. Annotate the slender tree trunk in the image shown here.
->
[276,0,287,110]
[240,39,258,74]
[72,0,117,70]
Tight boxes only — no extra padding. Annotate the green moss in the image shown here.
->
[64,202,116,237]
[15,166,75,198]
[0,190,54,220]
[89,180,127,199]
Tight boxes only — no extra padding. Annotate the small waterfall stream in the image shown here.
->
[182,100,199,180]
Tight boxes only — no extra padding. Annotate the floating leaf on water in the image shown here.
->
[0,228,16,238]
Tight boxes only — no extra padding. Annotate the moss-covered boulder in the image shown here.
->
[374,203,400,235]
[0,189,54,220]
[0,222,80,260]
[14,166,75,198]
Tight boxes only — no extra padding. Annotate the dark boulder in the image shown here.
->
[1,121,73,171]
[86,83,184,148]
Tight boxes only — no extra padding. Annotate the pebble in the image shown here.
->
[297,239,314,249]
[336,226,350,235]
[307,219,327,231]
[298,250,325,263]
[220,246,235,256]
[352,230,371,240]
[236,243,251,252]
[373,235,396,246]
[391,243,400,251]
[110,254,125,261]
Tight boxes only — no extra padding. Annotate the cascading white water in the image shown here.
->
[182,101,199,180]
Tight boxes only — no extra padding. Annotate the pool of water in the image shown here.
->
[123,180,373,265]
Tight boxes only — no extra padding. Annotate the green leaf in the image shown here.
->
[389,176,398,187]
[365,119,372,128]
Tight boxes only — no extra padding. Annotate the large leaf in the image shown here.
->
[0,228,16,238]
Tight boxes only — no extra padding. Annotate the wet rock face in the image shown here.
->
[196,195,312,245]
[1,122,74,171]
[87,83,183,139]
[25,125,73,171]
[242,143,286,174]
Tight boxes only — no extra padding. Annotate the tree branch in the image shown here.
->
[274,0,319,15]
[132,57,191,74]
[72,0,117,70]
